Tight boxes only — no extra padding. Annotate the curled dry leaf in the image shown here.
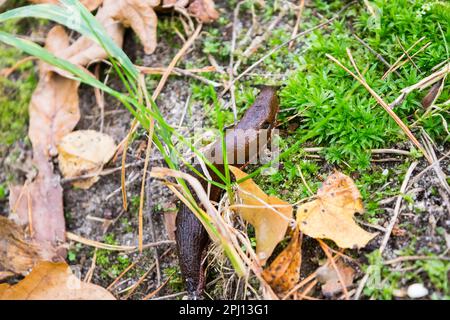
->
[316,260,355,297]
[262,228,302,293]
[0,216,58,276]
[9,26,79,254]
[57,130,117,189]
[229,166,293,265]
[296,171,376,249]
[56,0,158,67]
[28,0,104,11]
[0,261,115,300]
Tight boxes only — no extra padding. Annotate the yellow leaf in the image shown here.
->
[229,166,293,265]
[57,130,116,189]
[296,171,376,249]
[262,228,302,293]
[0,261,115,300]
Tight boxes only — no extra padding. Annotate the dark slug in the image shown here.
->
[175,86,280,299]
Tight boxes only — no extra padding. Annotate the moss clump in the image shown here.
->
[280,0,450,170]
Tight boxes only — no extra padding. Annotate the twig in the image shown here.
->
[382,36,425,80]
[220,1,356,96]
[142,276,172,300]
[327,50,432,164]
[66,232,175,252]
[384,255,450,265]
[318,240,349,300]
[107,259,140,290]
[354,161,418,300]
[289,0,305,50]
[380,161,417,251]
[352,33,401,77]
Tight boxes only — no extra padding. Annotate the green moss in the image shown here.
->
[0,20,37,148]
[96,234,132,279]
[280,0,450,170]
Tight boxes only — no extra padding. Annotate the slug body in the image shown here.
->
[175,86,279,299]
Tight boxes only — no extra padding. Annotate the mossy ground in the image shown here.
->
[0,0,449,299]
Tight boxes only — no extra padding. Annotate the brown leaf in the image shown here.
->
[188,0,219,23]
[31,26,80,157]
[316,260,355,297]
[421,78,444,109]
[107,0,160,54]
[57,130,117,189]
[229,166,293,265]
[9,169,66,258]
[297,171,376,249]
[0,217,58,276]
[0,261,115,300]
[56,0,158,66]
[9,26,79,254]
[28,0,104,11]
[262,228,302,293]
[56,6,125,67]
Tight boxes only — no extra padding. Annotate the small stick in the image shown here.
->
[289,0,305,50]
[142,276,172,300]
[221,1,356,96]
[384,255,450,265]
[382,36,425,80]
[354,161,418,299]
[66,232,175,252]
[83,249,97,283]
[318,239,349,300]
[107,259,140,290]
[352,33,401,77]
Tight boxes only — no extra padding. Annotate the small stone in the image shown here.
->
[407,283,428,299]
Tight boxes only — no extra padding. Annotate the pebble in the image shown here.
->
[407,283,429,299]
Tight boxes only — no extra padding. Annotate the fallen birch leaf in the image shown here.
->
[316,260,355,297]
[0,261,115,300]
[57,130,116,189]
[262,228,302,293]
[29,0,104,11]
[229,166,293,265]
[0,216,58,276]
[296,171,376,249]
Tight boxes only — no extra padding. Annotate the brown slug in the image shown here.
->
[175,86,280,299]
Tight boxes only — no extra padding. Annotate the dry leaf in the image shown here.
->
[0,216,58,276]
[0,261,115,300]
[187,0,219,23]
[262,228,302,293]
[28,0,104,11]
[57,130,116,189]
[107,0,160,54]
[56,0,158,67]
[316,260,355,297]
[296,171,376,249]
[31,26,80,158]
[9,26,79,254]
[421,78,444,109]
[229,166,293,265]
